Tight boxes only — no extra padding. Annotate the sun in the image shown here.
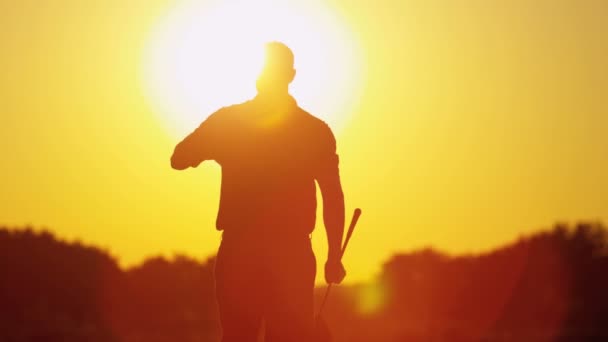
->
[142,0,363,138]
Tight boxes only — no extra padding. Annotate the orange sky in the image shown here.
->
[1,0,607,283]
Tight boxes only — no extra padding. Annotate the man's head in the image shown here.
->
[256,42,296,96]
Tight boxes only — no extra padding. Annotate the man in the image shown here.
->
[171,42,346,342]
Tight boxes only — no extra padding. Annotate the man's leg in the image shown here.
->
[215,238,264,342]
[264,236,316,342]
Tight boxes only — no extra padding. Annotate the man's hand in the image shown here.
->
[324,258,346,284]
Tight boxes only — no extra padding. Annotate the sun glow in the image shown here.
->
[143,0,363,137]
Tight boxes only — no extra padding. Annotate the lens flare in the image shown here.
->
[357,282,388,315]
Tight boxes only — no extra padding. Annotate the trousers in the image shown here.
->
[214,230,316,342]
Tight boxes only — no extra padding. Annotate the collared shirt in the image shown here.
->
[173,95,340,236]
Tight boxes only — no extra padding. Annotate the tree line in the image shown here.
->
[1,222,606,341]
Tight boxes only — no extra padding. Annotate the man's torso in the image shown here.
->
[210,99,333,236]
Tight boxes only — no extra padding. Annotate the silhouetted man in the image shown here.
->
[171,42,346,342]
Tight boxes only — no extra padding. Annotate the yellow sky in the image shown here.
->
[1,0,607,283]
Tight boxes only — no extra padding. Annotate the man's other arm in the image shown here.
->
[171,111,223,170]
[315,124,346,284]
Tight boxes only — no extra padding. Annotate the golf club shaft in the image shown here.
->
[318,208,361,315]
[340,208,361,259]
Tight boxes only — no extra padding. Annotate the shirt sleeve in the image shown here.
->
[314,122,340,180]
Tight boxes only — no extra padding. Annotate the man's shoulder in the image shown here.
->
[227,99,256,112]
[295,107,333,133]
[294,107,336,151]
[206,100,254,124]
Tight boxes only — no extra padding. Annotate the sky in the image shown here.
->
[1,0,607,283]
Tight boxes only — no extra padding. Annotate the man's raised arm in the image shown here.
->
[171,111,223,170]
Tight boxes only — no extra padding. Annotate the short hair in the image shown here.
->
[264,41,294,70]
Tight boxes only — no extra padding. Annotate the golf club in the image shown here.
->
[314,207,362,341]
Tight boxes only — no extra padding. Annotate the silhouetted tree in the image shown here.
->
[122,255,219,342]
[1,223,607,341]
[0,227,124,341]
